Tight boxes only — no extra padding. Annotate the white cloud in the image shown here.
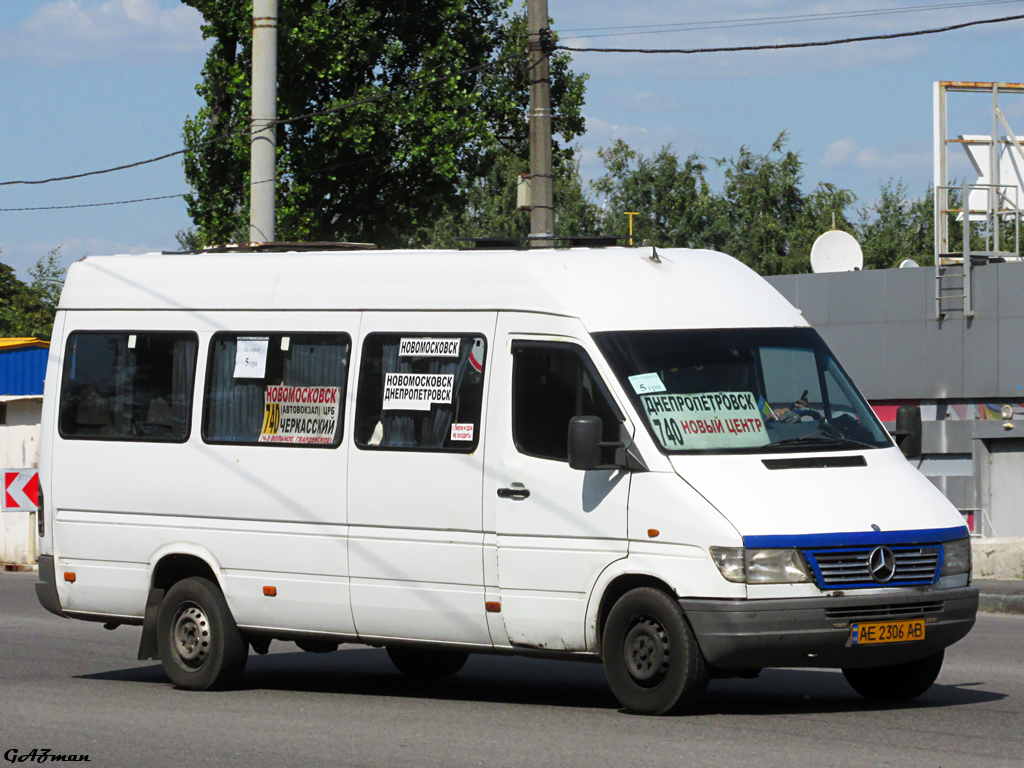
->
[822,137,930,175]
[0,0,205,65]
[823,138,858,167]
[587,115,649,137]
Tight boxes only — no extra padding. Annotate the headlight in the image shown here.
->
[710,547,813,584]
[709,547,746,583]
[941,537,971,576]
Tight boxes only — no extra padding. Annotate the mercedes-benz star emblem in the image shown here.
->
[868,546,897,583]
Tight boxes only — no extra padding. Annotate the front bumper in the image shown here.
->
[680,586,978,669]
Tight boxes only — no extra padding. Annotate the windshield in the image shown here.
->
[594,328,892,454]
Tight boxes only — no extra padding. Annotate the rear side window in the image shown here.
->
[354,333,486,451]
[59,331,198,442]
[203,332,350,447]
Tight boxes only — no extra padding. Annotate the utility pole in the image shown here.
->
[527,0,553,246]
[250,0,278,244]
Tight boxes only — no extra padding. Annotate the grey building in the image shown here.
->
[767,263,1024,538]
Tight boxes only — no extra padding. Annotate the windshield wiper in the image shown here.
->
[769,426,878,451]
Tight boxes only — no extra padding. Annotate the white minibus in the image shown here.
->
[35,246,977,715]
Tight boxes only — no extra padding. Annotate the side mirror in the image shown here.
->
[568,416,648,472]
[893,404,922,459]
[568,415,603,470]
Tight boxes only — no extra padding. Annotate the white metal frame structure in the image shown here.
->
[933,81,1024,319]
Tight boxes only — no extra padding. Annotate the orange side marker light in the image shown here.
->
[263,586,277,597]
[647,529,660,538]
[485,601,501,613]
[64,572,76,583]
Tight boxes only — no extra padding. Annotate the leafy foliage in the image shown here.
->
[858,180,933,269]
[587,134,942,275]
[589,134,863,275]
[181,0,587,248]
[593,140,718,249]
[0,247,67,340]
[179,0,945,275]
[421,149,599,247]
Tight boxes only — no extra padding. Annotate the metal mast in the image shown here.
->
[527,0,553,246]
[250,0,278,244]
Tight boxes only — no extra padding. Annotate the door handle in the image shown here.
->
[497,483,530,500]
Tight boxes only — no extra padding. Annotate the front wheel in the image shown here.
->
[602,587,708,715]
[386,646,469,678]
[842,650,944,701]
[156,577,248,691]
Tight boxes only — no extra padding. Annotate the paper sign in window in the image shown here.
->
[640,390,770,450]
[628,372,666,394]
[450,423,474,441]
[259,385,340,444]
[398,338,460,357]
[234,337,269,378]
[382,372,454,411]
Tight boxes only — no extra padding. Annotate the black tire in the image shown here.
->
[842,650,944,702]
[386,646,469,678]
[156,577,248,691]
[602,587,708,715]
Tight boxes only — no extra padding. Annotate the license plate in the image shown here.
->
[851,618,925,645]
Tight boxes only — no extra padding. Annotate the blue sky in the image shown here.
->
[2,0,1024,279]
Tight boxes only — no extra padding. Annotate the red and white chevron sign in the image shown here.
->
[4,470,39,512]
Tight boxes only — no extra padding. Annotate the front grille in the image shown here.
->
[825,601,943,620]
[803,545,940,589]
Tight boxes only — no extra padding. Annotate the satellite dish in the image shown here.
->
[810,230,863,273]
[899,258,919,268]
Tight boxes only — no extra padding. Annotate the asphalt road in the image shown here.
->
[1,572,1021,768]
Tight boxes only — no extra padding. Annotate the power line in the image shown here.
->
[0,53,525,189]
[0,155,382,214]
[0,194,186,212]
[556,12,1024,54]
[5,11,1020,204]
[559,0,1021,37]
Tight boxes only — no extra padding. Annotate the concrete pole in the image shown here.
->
[250,0,278,244]
[527,0,553,246]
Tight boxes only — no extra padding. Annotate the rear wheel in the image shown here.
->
[842,650,944,701]
[156,577,248,691]
[386,646,469,678]
[602,587,708,715]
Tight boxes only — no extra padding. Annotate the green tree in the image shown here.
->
[593,140,719,249]
[0,247,66,340]
[181,0,587,248]
[717,132,807,275]
[857,180,933,269]
[28,246,67,311]
[422,148,599,247]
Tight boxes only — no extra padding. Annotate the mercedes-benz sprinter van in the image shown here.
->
[35,247,977,714]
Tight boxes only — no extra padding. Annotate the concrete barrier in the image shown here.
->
[971,537,1024,581]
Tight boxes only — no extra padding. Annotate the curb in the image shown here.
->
[978,593,1024,616]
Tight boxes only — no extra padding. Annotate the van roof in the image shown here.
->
[58,247,807,332]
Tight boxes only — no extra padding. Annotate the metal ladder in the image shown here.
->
[935,181,1020,319]
[935,182,977,319]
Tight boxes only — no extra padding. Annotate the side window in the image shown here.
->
[58,331,198,442]
[512,343,620,462]
[203,332,350,447]
[354,333,486,451]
